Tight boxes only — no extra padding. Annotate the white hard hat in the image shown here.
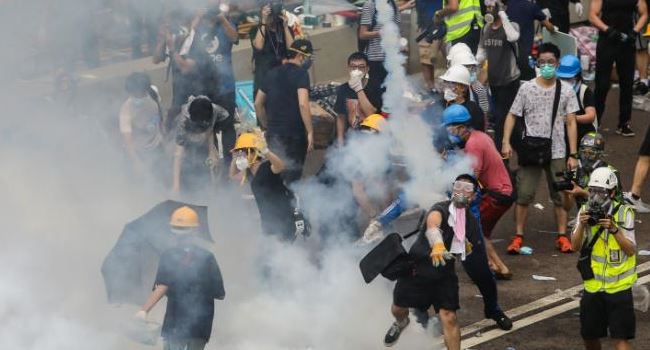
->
[588,167,618,190]
[441,65,471,86]
[449,50,478,66]
[446,43,472,62]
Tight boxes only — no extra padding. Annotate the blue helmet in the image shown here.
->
[442,104,471,126]
[556,55,581,78]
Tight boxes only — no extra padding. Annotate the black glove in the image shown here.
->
[605,27,622,41]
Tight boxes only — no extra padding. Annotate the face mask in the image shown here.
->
[469,71,478,83]
[444,88,458,102]
[448,132,463,145]
[350,69,364,80]
[131,96,147,107]
[301,57,313,70]
[540,64,557,79]
[451,192,471,208]
[171,227,196,235]
[235,156,249,171]
[485,13,495,24]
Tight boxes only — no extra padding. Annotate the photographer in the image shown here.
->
[250,1,295,97]
[570,167,637,350]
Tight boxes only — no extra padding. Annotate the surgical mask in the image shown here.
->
[469,71,478,83]
[452,192,471,208]
[171,227,196,235]
[448,132,463,145]
[350,69,364,80]
[301,57,313,70]
[235,156,249,171]
[444,88,458,102]
[131,96,147,107]
[540,64,557,79]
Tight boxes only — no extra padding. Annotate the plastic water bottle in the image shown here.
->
[528,56,536,69]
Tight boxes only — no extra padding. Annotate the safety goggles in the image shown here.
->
[536,59,557,67]
[579,148,602,160]
[587,187,609,196]
[453,181,475,193]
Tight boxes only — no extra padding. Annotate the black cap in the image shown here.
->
[289,39,314,57]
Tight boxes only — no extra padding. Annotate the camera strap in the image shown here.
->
[582,203,622,253]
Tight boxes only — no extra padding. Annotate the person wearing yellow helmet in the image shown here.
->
[136,205,225,350]
[358,113,386,133]
[230,132,297,240]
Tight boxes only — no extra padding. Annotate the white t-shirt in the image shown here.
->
[509,79,580,159]
[119,96,162,152]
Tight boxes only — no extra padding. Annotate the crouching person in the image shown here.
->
[571,167,637,350]
[135,206,225,350]
[385,174,480,350]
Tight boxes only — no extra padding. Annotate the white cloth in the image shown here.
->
[447,203,467,260]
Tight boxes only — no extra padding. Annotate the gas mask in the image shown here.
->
[587,189,611,211]
[301,56,313,70]
[235,156,249,171]
[451,181,475,208]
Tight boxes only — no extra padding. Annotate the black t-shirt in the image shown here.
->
[575,85,596,144]
[250,161,295,239]
[155,243,225,341]
[172,36,219,107]
[457,100,485,132]
[261,63,310,137]
[250,23,288,73]
[334,82,383,129]
[601,0,638,34]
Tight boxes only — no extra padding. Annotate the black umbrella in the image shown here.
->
[101,200,213,305]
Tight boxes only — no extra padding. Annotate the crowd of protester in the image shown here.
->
[113,1,650,349]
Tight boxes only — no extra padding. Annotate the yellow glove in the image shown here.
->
[430,242,453,267]
[465,239,473,256]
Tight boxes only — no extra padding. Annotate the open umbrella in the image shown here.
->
[101,200,213,305]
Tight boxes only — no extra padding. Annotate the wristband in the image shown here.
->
[569,153,578,159]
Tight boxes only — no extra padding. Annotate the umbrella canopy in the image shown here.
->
[101,200,213,305]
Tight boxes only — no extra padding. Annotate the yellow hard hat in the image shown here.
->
[359,114,386,132]
[170,206,200,228]
[232,132,258,151]
[644,23,650,37]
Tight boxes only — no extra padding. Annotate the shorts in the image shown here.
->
[393,274,459,312]
[418,39,441,65]
[580,289,635,340]
[639,123,650,156]
[636,33,649,51]
[479,193,513,238]
[515,158,566,206]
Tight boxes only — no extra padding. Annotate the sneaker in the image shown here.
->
[507,235,523,255]
[634,80,649,95]
[490,311,513,331]
[384,318,410,347]
[624,192,650,213]
[555,235,573,253]
[616,125,635,137]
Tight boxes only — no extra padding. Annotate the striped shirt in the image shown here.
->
[360,0,401,62]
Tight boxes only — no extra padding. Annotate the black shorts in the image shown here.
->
[393,274,459,312]
[580,289,635,340]
[640,124,650,156]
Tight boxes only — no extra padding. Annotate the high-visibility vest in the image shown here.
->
[444,0,484,43]
[583,202,637,294]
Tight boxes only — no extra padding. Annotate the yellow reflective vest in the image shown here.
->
[444,0,484,43]
[583,203,637,294]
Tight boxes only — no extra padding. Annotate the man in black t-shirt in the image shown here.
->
[334,52,384,146]
[135,206,225,350]
[255,39,315,184]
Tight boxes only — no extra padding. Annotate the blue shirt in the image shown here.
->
[416,0,443,28]
[506,0,547,57]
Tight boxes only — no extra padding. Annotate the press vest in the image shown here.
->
[444,0,484,43]
[583,203,637,294]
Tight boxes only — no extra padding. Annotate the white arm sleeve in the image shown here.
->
[425,227,444,247]
[499,11,520,42]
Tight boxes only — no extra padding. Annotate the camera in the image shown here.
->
[552,170,576,192]
[586,204,607,226]
[416,22,446,44]
[269,1,284,18]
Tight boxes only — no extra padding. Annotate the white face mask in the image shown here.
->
[235,156,249,171]
[131,96,147,107]
[444,88,458,102]
[350,69,364,80]
[171,227,196,235]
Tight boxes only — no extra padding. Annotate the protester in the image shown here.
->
[135,206,225,350]
[623,124,650,213]
[197,3,240,171]
[172,96,230,199]
[634,10,650,95]
[537,0,584,33]
[557,54,597,143]
[384,174,479,349]
[126,0,160,59]
[416,0,444,92]
[589,0,648,137]
[448,47,490,120]
[570,167,637,350]
[334,52,383,146]
[505,0,556,80]
[119,72,164,179]
[255,39,315,185]
[440,64,486,131]
[435,0,483,54]
[359,0,415,91]
[250,1,295,97]
[443,105,514,279]
[502,43,579,254]
[230,132,299,241]
[477,0,520,150]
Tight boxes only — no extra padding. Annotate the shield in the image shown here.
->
[101,200,213,305]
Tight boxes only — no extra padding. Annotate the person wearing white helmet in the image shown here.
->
[476,0,521,152]
[440,64,486,131]
[571,167,637,350]
[448,46,490,120]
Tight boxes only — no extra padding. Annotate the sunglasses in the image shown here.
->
[453,181,475,193]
